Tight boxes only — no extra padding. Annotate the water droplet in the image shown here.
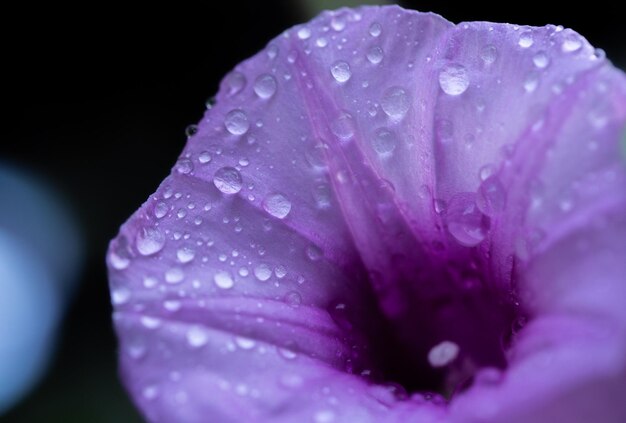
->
[427,340,459,367]
[480,44,497,65]
[154,202,168,219]
[477,176,506,216]
[313,184,332,209]
[315,37,328,48]
[297,27,311,40]
[439,64,469,96]
[225,71,246,96]
[284,291,302,307]
[111,287,131,305]
[136,227,165,256]
[381,86,410,119]
[330,61,352,83]
[372,127,397,156]
[213,167,243,194]
[305,143,329,170]
[366,46,384,64]
[164,299,181,312]
[177,247,196,263]
[187,326,209,348]
[518,31,534,48]
[479,164,496,181]
[141,316,161,329]
[235,337,256,349]
[254,264,272,281]
[446,192,489,247]
[274,265,287,279]
[165,268,185,284]
[562,34,582,52]
[175,158,193,175]
[523,71,540,93]
[254,74,277,99]
[533,51,550,68]
[330,17,345,32]
[262,193,292,219]
[369,22,382,37]
[306,245,323,261]
[143,276,158,288]
[214,271,234,289]
[185,124,197,138]
[224,109,249,135]
[330,112,356,141]
[278,347,298,360]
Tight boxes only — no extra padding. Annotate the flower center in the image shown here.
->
[330,246,525,399]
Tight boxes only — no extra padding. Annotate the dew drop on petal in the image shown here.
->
[214,271,234,289]
[381,86,410,119]
[518,31,534,48]
[235,337,256,350]
[477,176,506,216]
[446,193,488,247]
[254,74,277,99]
[439,64,469,96]
[262,193,292,219]
[254,264,272,281]
[366,46,384,64]
[175,158,193,175]
[111,287,131,305]
[372,127,397,156]
[177,247,196,263]
[297,27,311,40]
[136,227,166,256]
[165,268,185,284]
[533,51,550,68]
[480,44,497,65]
[154,202,168,219]
[284,291,302,308]
[330,61,352,83]
[331,112,356,141]
[562,34,582,52]
[369,22,382,37]
[141,316,161,329]
[187,326,209,348]
[225,71,246,96]
[428,340,459,367]
[224,109,250,135]
[213,167,243,194]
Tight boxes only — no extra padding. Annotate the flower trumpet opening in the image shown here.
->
[327,216,525,399]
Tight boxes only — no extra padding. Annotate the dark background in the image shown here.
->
[3,1,624,421]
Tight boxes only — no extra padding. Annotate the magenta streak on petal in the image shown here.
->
[108,5,626,423]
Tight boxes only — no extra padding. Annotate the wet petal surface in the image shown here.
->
[108,5,626,422]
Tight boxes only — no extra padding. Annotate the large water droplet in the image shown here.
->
[369,22,382,37]
[254,74,277,99]
[446,192,489,247]
[330,61,352,83]
[372,128,397,156]
[381,86,410,119]
[284,291,302,308]
[562,34,582,52]
[480,45,497,65]
[225,71,246,96]
[214,271,234,289]
[224,109,250,135]
[439,64,469,96]
[176,246,196,263]
[330,112,356,141]
[427,341,459,367]
[235,337,256,350]
[477,176,506,216]
[533,51,550,68]
[213,167,243,194]
[254,264,272,281]
[297,27,311,40]
[165,268,185,284]
[111,287,131,305]
[136,227,165,256]
[366,46,384,64]
[176,158,193,175]
[187,326,209,348]
[518,31,534,48]
[263,193,292,219]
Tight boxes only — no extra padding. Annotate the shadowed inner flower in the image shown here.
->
[327,209,524,398]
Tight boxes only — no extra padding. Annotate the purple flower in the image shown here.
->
[107,6,626,422]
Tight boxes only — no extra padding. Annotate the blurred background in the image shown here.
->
[2,1,624,421]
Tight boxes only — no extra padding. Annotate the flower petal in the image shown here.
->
[108,5,626,422]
